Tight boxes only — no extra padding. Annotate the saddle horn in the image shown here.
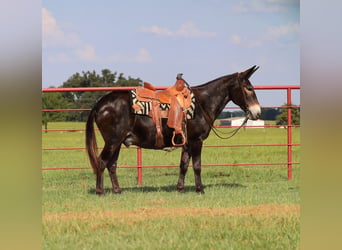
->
[176,73,191,88]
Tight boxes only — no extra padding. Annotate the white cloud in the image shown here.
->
[108,48,152,63]
[47,53,72,63]
[135,48,152,63]
[140,25,173,36]
[230,34,262,48]
[140,21,217,38]
[265,23,300,41]
[43,8,151,64]
[74,44,98,62]
[177,21,217,38]
[42,8,81,48]
[234,0,298,13]
[230,23,299,48]
[43,8,102,63]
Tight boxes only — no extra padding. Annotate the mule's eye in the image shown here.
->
[245,85,253,91]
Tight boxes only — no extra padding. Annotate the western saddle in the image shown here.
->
[132,74,192,147]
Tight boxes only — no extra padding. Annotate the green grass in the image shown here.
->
[42,122,300,249]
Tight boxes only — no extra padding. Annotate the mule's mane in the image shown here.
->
[186,72,240,126]
[191,72,238,89]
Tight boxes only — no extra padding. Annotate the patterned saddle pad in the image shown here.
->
[130,89,195,119]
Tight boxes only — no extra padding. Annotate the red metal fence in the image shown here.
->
[42,85,300,183]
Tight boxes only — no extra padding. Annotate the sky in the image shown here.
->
[42,0,300,107]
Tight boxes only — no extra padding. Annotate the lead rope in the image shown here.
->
[210,116,249,139]
[195,98,249,140]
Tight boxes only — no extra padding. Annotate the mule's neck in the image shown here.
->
[193,74,237,123]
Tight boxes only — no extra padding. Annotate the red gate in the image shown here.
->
[42,85,300,183]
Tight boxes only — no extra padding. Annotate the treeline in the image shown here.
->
[218,108,280,120]
[218,105,300,125]
[42,69,142,126]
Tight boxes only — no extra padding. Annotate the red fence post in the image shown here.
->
[287,88,293,180]
[137,147,143,185]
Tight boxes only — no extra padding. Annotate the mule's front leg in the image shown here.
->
[177,145,191,193]
[190,140,204,194]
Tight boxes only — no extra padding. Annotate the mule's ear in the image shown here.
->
[240,65,259,79]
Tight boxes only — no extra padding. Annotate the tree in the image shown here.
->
[275,103,300,126]
[260,108,280,121]
[218,110,254,119]
[58,69,143,121]
[42,88,69,131]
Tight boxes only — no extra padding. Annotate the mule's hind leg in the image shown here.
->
[107,146,122,194]
[99,143,122,194]
[190,140,204,194]
[95,160,106,195]
[177,144,191,193]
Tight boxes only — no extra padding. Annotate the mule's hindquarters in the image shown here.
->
[86,91,133,195]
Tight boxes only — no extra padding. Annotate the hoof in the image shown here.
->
[113,188,122,194]
[96,191,105,196]
[177,184,185,193]
[196,187,205,194]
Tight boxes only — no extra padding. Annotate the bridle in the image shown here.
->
[189,73,250,140]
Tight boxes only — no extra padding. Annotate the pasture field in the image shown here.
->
[42,122,300,249]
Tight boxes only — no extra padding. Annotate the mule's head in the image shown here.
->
[231,65,261,120]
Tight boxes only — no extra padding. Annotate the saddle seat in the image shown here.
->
[133,74,192,147]
[137,81,192,107]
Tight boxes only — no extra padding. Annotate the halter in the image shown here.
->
[195,73,250,140]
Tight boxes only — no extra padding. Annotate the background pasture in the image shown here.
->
[42,122,300,249]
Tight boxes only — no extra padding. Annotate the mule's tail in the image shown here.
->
[86,108,100,175]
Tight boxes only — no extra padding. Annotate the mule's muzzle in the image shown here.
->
[247,104,261,120]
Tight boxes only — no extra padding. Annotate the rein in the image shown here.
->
[196,100,249,140]
[211,116,248,139]
[182,75,249,141]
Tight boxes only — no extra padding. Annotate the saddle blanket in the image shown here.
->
[130,89,195,119]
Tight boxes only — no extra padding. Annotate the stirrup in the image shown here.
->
[171,131,186,147]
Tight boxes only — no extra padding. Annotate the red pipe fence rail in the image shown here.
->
[42,85,300,183]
